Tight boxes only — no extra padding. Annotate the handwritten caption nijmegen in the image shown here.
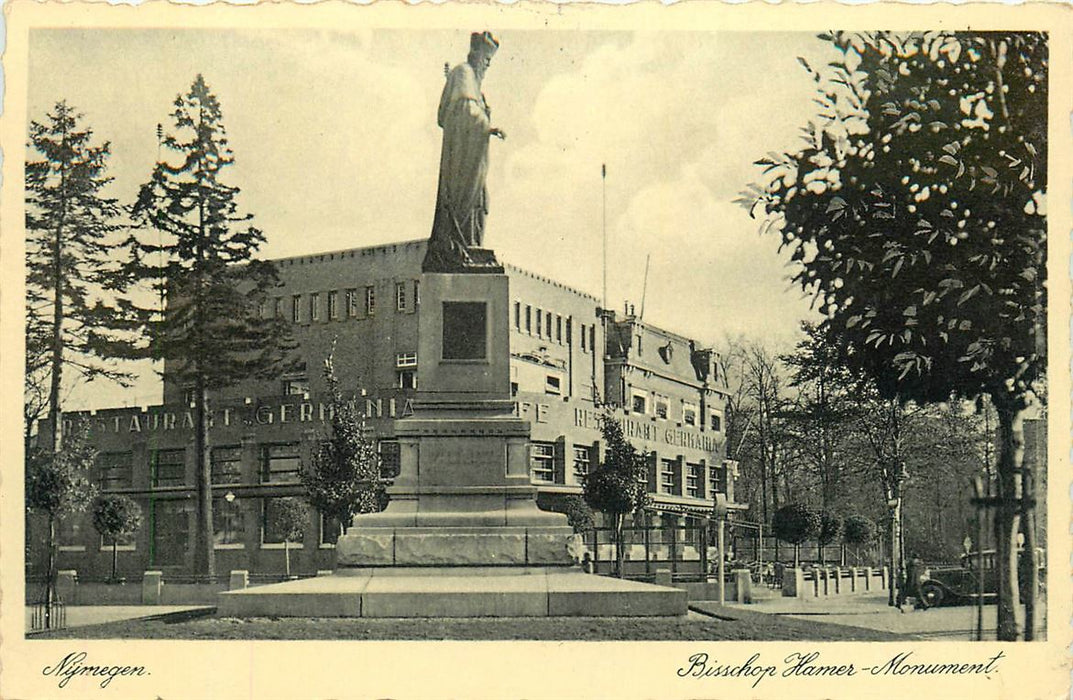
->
[677,650,1006,688]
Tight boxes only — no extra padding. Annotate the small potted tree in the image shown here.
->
[271,497,307,578]
[842,514,877,566]
[91,494,143,583]
[772,502,821,568]
[817,510,843,566]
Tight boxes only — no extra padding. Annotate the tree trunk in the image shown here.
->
[284,541,291,577]
[44,515,56,629]
[993,399,1024,641]
[1022,467,1039,641]
[193,384,215,576]
[111,541,118,582]
[614,514,625,579]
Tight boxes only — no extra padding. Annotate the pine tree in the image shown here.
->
[302,354,384,540]
[25,101,141,452]
[122,74,297,576]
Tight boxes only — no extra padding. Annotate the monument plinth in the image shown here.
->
[336,272,573,566]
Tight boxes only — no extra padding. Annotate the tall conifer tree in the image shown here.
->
[25,101,139,451]
[123,75,296,575]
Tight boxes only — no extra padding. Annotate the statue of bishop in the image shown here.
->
[423,31,507,273]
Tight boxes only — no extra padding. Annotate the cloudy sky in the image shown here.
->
[29,27,835,409]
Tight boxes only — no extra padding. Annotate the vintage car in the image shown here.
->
[916,548,1045,609]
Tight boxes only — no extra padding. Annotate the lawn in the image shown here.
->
[31,606,914,641]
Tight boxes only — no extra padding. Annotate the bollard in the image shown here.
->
[229,570,249,590]
[881,566,889,590]
[849,567,859,593]
[56,570,78,604]
[733,569,752,604]
[831,567,841,595]
[654,568,672,587]
[863,566,873,591]
[142,571,163,605]
[782,568,806,598]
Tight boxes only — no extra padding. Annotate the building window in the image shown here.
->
[514,301,521,330]
[292,295,301,323]
[211,446,243,485]
[413,280,420,307]
[556,315,562,343]
[100,528,136,550]
[213,496,245,547]
[590,326,596,354]
[572,445,591,481]
[545,375,562,396]
[396,352,418,368]
[525,305,532,334]
[283,377,309,396]
[566,318,572,345]
[262,498,305,546]
[580,323,587,351]
[151,449,186,488]
[396,282,406,311]
[655,398,669,421]
[57,517,84,550]
[536,309,543,337]
[530,442,555,483]
[320,513,344,546]
[546,313,553,339]
[346,288,359,317]
[686,462,702,498]
[310,292,321,321]
[261,443,301,483]
[397,370,417,390]
[637,334,643,356]
[710,463,727,495]
[683,404,698,426]
[97,451,133,490]
[327,291,338,319]
[365,286,376,315]
[274,297,283,318]
[660,459,676,495]
[379,440,401,479]
[631,391,647,415]
[710,412,722,432]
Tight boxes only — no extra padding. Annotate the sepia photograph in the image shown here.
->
[2,3,1070,698]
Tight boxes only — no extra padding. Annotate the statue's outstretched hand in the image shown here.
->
[490,127,507,140]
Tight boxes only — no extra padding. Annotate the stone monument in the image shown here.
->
[218,34,686,617]
[336,31,573,566]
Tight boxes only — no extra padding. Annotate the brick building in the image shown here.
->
[28,239,738,579]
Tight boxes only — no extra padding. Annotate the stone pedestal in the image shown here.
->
[337,272,572,568]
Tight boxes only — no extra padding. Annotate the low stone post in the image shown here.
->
[142,571,163,605]
[56,570,78,604]
[654,568,672,587]
[849,567,859,592]
[229,570,249,590]
[831,567,841,594]
[733,569,752,604]
[863,566,873,591]
[881,566,889,589]
[782,567,806,598]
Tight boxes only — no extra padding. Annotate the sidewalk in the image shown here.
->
[718,589,1045,640]
[25,605,213,634]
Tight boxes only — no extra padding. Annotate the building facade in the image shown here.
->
[29,239,738,579]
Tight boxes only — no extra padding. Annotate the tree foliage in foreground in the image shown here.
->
[743,31,1047,640]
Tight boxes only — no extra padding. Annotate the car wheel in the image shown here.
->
[919,582,944,609]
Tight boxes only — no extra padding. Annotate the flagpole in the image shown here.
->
[602,163,607,312]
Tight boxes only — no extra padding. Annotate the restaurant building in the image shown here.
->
[28,239,739,578]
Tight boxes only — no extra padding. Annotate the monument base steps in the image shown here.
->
[217,567,687,618]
